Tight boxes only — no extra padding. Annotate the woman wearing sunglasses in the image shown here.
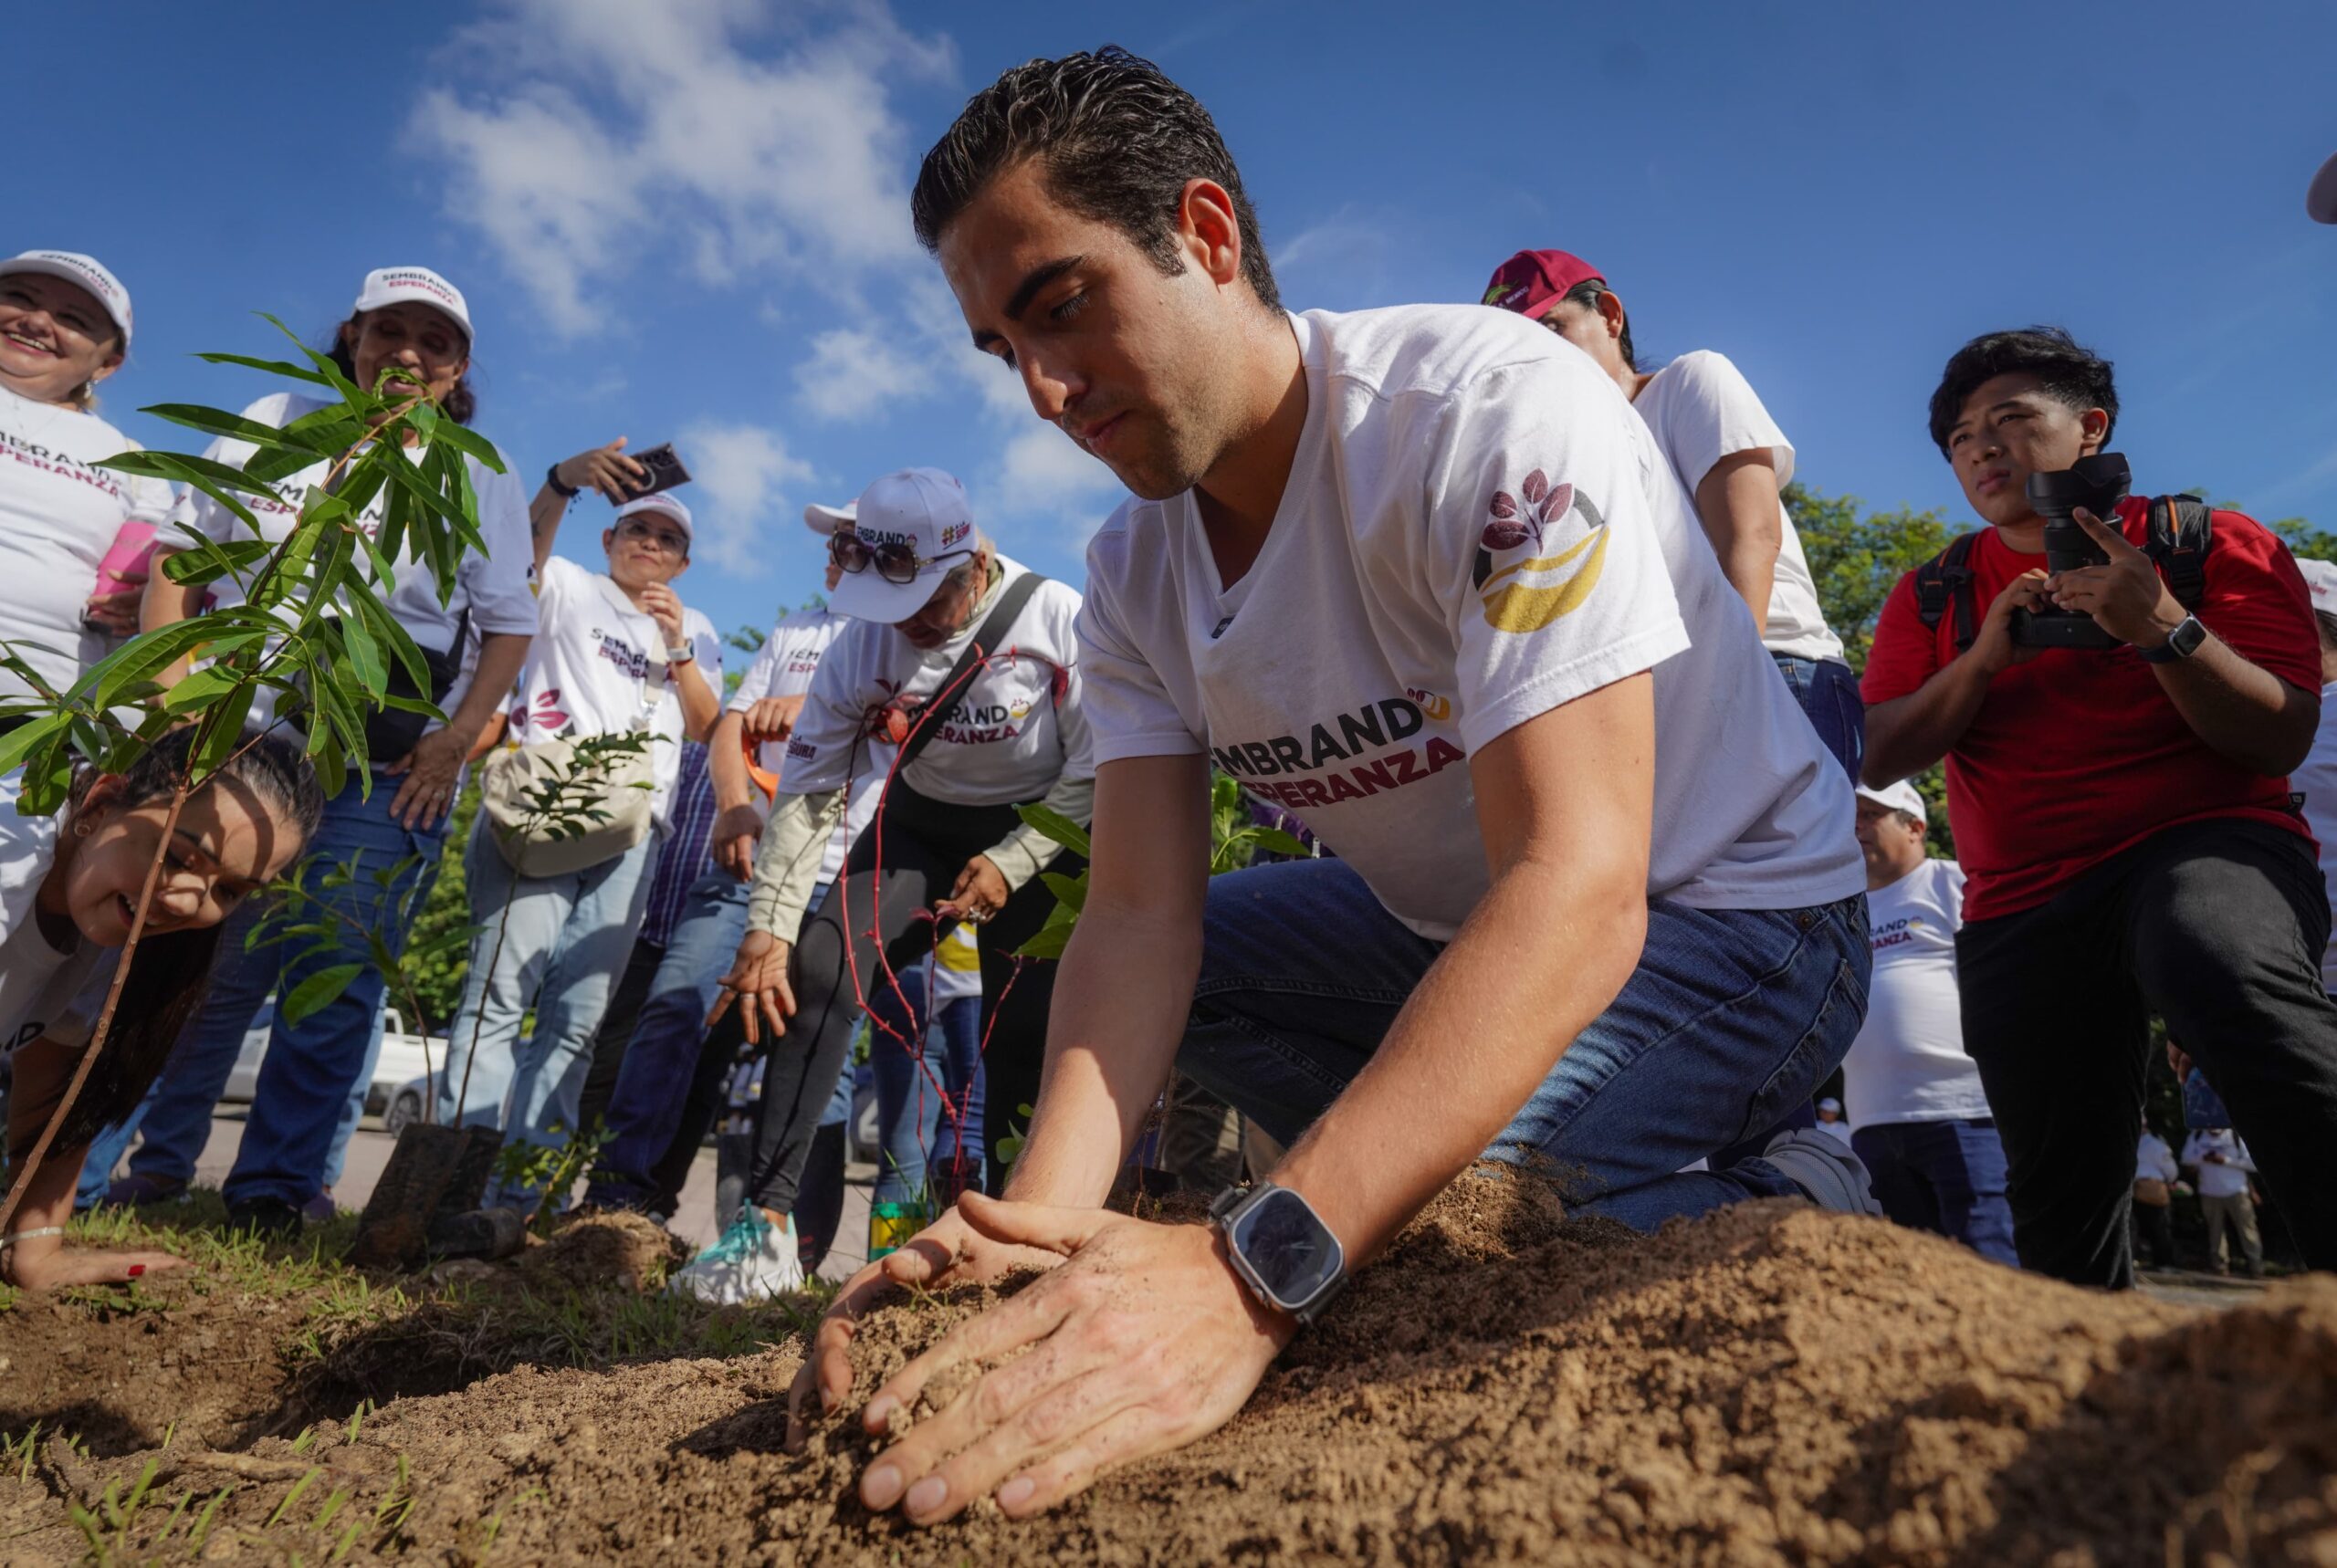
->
[675,467,1095,1304]
[435,486,723,1205]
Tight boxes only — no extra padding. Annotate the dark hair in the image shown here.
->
[1559,277,1636,372]
[42,728,324,1150]
[1927,326,2116,456]
[912,46,1281,313]
[325,314,477,425]
[2316,610,2337,657]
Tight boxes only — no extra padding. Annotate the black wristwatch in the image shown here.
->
[2138,615,2207,664]
[545,462,579,499]
[1210,1182,1347,1325]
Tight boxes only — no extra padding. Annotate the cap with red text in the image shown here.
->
[829,468,978,623]
[613,492,693,547]
[1482,249,1605,320]
[353,267,474,346]
[2,251,132,347]
[2296,556,2337,616]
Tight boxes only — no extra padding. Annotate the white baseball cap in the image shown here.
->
[612,492,693,547]
[1855,779,1929,821]
[2297,556,2337,616]
[352,267,474,346]
[2,250,132,346]
[802,500,856,537]
[829,468,980,623]
[2311,152,2337,225]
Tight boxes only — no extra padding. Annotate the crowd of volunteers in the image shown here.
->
[5,44,2336,1526]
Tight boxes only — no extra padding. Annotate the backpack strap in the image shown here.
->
[2144,496,2214,612]
[1913,531,1986,653]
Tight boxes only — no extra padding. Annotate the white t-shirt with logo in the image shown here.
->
[1630,351,1844,664]
[1842,857,1991,1127]
[727,606,880,884]
[508,555,721,823]
[0,383,176,703]
[173,392,540,734]
[2292,681,2337,991]
[1076,305,1862,942]
[780,557,1094,810]
[2181,1128,2256,1200]
[0,776,100,1057]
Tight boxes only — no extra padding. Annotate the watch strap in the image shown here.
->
[1209,1183,1347,1325]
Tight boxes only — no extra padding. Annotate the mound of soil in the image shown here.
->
[6,1178,2335,1564]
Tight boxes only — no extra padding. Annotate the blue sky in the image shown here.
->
[33,1,2337,642]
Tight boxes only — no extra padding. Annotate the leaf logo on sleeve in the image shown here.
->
[1473,470,1609,633]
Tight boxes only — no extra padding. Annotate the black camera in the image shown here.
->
[2009,452,2130,650]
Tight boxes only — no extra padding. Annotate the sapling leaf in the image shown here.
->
[1040,870,1088,912]
[282,964,366,1026]
[0,714,68,778]
[1014,803,1092,857]
[194,349,330,385]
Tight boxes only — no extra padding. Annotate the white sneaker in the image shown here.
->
[667,1209,804,1303]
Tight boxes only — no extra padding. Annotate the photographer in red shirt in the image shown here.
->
[1863,327,2337,1288]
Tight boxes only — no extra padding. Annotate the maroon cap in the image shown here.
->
[1482,249,1604,319]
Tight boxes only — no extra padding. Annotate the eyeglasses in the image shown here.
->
[614,518,688,554]
[830,531,972,585]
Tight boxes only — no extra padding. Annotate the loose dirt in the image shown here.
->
[5,1180,2333,1564]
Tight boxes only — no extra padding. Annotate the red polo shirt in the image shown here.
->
[1861,497,2319,922]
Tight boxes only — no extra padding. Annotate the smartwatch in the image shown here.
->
[666,644,697,665]
[2137,615,2207,664]
[1210,1182,1347,1324]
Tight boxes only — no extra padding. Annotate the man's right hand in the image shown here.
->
[1968,569,2052,676]
[714,801,763,882]
[708,930,795,1042]
[783,1206,1066,1452]
[553,438,650,505]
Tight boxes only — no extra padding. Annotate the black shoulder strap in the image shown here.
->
[2144,497,2214,612]
[896,570,1047,774]
[1913,531,1986,653]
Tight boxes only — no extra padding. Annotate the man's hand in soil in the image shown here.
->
[785,1204,1064,1452]
[844,1192,1292,1526]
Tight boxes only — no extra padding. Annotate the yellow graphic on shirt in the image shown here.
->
[1480,527,1609,633]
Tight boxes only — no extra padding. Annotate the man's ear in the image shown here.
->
[1598,288,1630,345]
[1176,178,1244,291]
[2078,407,2112,455]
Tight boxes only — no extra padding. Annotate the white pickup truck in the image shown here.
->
[221,1005,449,1121]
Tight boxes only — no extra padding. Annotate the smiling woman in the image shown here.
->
[0,726,321,1290]
[0,250,175,712]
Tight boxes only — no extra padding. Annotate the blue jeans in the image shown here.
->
[78,777,444,1209]
[1175,859,1871,1231]
[867,968,985,1206]
[438,819,655,1192]
[1850,1118,2017,1266]
[583,865,751,1205]
[1774,653,1864,785]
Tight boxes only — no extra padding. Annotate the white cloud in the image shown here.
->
[410,0,952,336]
[792,328,928,423]
[678,420,818,574]
[981,424,1130,550]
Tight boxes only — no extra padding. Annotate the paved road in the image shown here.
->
[173,1113,877,1284]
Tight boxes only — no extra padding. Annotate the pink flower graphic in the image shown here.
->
[1483,470,1574,552]
[523,688,569,735]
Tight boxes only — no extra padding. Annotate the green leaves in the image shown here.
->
[1015,803,1091,858]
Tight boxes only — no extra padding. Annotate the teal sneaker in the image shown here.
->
[668,1208,804,1303]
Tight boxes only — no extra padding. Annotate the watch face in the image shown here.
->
[1232,1187,1342,1306]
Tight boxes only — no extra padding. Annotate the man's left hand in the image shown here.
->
[2049,507,2188,649]
[850,1191,1292,1525]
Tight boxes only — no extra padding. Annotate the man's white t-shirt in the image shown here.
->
[1842,857,1992,1128]
[0,383,176,702]
[780,557,1094,810]
[509,556,722,823]
[728,606,880,884]
[0,776,100,1057]
[2292,680,2337,991]
[173,392,540,737]
[1077,306,1862,942]
[1630,351,1844,664]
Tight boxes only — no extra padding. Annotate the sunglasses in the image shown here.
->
[829,531,972,585]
